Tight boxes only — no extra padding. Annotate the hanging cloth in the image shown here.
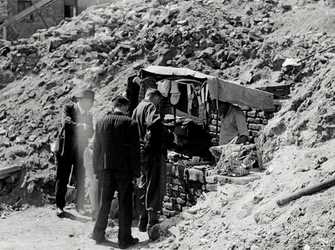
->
[187,85,194,115]
[157,79,171,98]
[170,82,181,106]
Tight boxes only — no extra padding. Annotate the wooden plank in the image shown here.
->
[257,84,291,99]
[208,78,275,111]
[0,0,56,29]
[277,176,335,206]
[0,165,24,179]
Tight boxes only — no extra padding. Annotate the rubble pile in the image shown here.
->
[0,0,289,201]
[0,0,334,248]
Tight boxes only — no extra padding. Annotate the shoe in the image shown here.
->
[56,207,65,217]
[91,233,107,244]
[119,237,139,249]
[147,224,160,241]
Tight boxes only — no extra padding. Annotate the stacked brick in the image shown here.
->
[163,162,206,218]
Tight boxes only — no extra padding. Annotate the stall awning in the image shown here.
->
[142,66,212,81]
[207,78,275,111]
[141,66,275,111]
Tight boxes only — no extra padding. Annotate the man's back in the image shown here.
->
[94,111,140,177]
[132,100,160,141]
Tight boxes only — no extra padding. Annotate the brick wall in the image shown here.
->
[163,162,207,217]
[0,0,8,22]
[208,106,278,145]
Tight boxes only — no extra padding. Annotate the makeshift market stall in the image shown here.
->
[126,66,275,217]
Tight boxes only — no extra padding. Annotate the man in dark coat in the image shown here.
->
[55,89,94,217]
[92,96,140,249]
[132,88,164,240]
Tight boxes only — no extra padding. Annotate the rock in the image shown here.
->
[15,136,25,145]
[157,47,178,66]
[182,45,194,58]
[6,145,28,159]
[147,53,158,62]
[272,55,286,71]
[177,20,188,26]
[240,70,253,84]
[253,194,264,204]
[45,81,57,90]
[281,4,292,12]
[48,38,64,52]
[0,70,15,85]
[0,128,6,136]
[199,47,215,58]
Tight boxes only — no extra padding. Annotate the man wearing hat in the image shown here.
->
[55,88,95,217]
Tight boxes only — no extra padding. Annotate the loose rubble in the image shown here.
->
[0,0,335,249]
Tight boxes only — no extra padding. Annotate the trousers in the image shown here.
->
[93,171,133,243]
[137,153,163,220]
[55,148,86,210]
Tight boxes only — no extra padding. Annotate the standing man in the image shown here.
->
[92,96,140,248]
[132,88,164,241]
[55,88,94,217]
[209,102,249,160]
[219,102,249,145]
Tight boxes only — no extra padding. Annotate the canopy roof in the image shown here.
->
[140,66,275,111]
[141,66,212,81]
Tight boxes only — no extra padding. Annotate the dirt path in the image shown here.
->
[0,205,162,250]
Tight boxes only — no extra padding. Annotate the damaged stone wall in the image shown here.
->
[164,162,207,217]
[11,0,65,40]
[0,0,65,40]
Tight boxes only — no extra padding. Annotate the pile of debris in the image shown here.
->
[0,0,288,202]
[0,0,334,244]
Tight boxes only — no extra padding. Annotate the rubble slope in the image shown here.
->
[0,0,335,249]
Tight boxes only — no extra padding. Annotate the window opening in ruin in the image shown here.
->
[64,5,74,18]
[17,0,34,22]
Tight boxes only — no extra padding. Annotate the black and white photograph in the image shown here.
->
[0,0,335,249]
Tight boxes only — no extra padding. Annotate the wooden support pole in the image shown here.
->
[277,176,335,206]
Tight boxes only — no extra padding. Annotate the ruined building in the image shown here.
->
[0,0,111,40]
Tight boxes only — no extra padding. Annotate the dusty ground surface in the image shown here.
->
[1,0,335,249]
[0,206,158,250]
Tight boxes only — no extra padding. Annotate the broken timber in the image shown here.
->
[277,176,335,206]
[0,165,24,179]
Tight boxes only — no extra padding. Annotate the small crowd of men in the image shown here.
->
[54,84,249,249]
[55,87,165,249]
